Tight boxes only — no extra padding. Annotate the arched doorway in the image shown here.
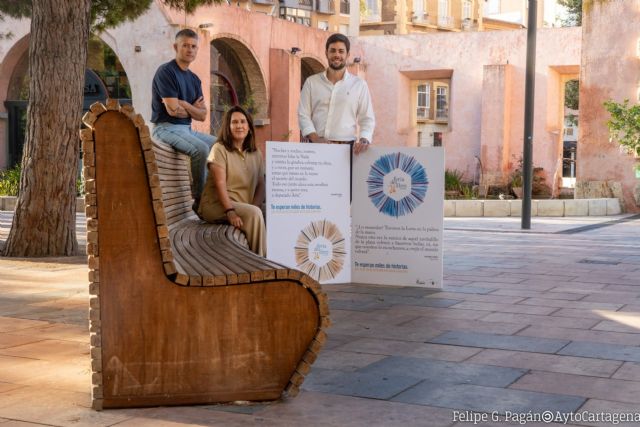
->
[301,56,324,89]
[3,35,131,169]
[210,36,267,135]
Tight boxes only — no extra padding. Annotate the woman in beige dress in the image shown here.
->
[198,106,266,256]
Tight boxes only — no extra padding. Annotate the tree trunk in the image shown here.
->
[3,0,91,257]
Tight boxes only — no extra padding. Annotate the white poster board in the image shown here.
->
[351,147,444,288]
[266,141,351,284]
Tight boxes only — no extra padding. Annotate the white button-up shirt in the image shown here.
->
[298,70,375,142]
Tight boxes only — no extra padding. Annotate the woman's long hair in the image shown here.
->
[217,105,257,153]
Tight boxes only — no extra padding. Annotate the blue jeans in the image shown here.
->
[152,123,216,199]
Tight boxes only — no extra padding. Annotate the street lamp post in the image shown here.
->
[522,0,537,229]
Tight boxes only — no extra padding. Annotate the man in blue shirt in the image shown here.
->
[151,29,216,211]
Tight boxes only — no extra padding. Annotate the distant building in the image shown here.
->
[360,0,545,35]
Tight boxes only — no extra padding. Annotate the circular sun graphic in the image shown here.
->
[294,219,346,282]
[367,152,428,218]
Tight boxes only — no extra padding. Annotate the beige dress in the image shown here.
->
[198,143,266,256]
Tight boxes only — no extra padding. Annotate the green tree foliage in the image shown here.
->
[604,99,640,156]
[558,0,582,26]
[564,79,579,110]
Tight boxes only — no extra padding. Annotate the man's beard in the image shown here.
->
[329,61,346,70]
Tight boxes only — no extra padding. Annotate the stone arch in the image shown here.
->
[1,34,30,104]
[301,55,325,89]
[209,33,268,133]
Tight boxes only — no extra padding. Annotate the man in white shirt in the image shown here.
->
[298,33,375,155]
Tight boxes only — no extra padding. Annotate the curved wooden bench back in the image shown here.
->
[81,100,330,409]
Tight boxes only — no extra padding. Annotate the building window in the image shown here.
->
[438,0,449,16]
[364,0,380,20]
[318,20,329,30]
[413,0,425,21]
[417,83,430,119]
[339,23,349,33]
[484,0,499,15]
[436,85,449,121]
[433,132,443,147]
[279,7,311,26]
[340,0,349,14]
[462,0,472,20]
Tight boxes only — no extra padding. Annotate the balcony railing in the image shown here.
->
[339,0,349,14]
[315,0,335,14]
[437,15,453,27]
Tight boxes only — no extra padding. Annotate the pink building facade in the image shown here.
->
[1,1,638,211]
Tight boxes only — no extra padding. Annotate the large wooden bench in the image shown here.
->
[80,100,330,409]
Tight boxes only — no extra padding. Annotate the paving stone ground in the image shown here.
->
[1,212,640,426]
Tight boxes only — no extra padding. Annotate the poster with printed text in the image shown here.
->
[351,147,444,288]
[266,142,352,284]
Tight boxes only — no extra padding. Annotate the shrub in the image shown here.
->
[0,164,21,196]
[444,169,464,192]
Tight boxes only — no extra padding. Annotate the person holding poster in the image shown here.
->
[297,33,375,155]
[198,106,266,256]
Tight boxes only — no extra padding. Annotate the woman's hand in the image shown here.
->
[226,210,243,228]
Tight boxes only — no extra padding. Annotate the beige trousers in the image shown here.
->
[200,201,266,256]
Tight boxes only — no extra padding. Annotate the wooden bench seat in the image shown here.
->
[81,100,329,410]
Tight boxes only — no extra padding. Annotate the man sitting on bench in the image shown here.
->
[151,28,215,211]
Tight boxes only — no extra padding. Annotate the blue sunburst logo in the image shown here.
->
[367,152,428,218]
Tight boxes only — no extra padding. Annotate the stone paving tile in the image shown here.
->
[612,362,640,381]
[452,281,557,291]
[312,349,387,372]
[0,339,88,361]
[301,367,422,399]
[425,292,525,305]
[574,275,638,286]
[489,289,588,301]
[581,292,640,303]
[327,308,419,327]
[578,399,640,427]
[478,312,600,329]
[104,406,267,427]
[605,284,640,293]
[551,308,611,319]
[385,305,489,320]
[323,333,361,351]
[0,317,51,333]
[328,321,445,343]
[10,323,88,343]
[549,282,609,292]
[336,338,482,362]
[440,286,496,294]
[430,331,569,353]
[618,304,640,312]
[511,371,640,404]
[0,334,45,350]
[449,301,558,315]
[357,356,526,388]
[0,386,133,427]
[591,320,640,334]
[400,317,526,336]
[444,274,526,284]
[558,341,640,363]
[392,383,585,415]
[325,284,437,298]
[517,325,640,346]
[517,298,624,311]
[467,349,622,378]
[257,391,456,427]
[0,382,24,394]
